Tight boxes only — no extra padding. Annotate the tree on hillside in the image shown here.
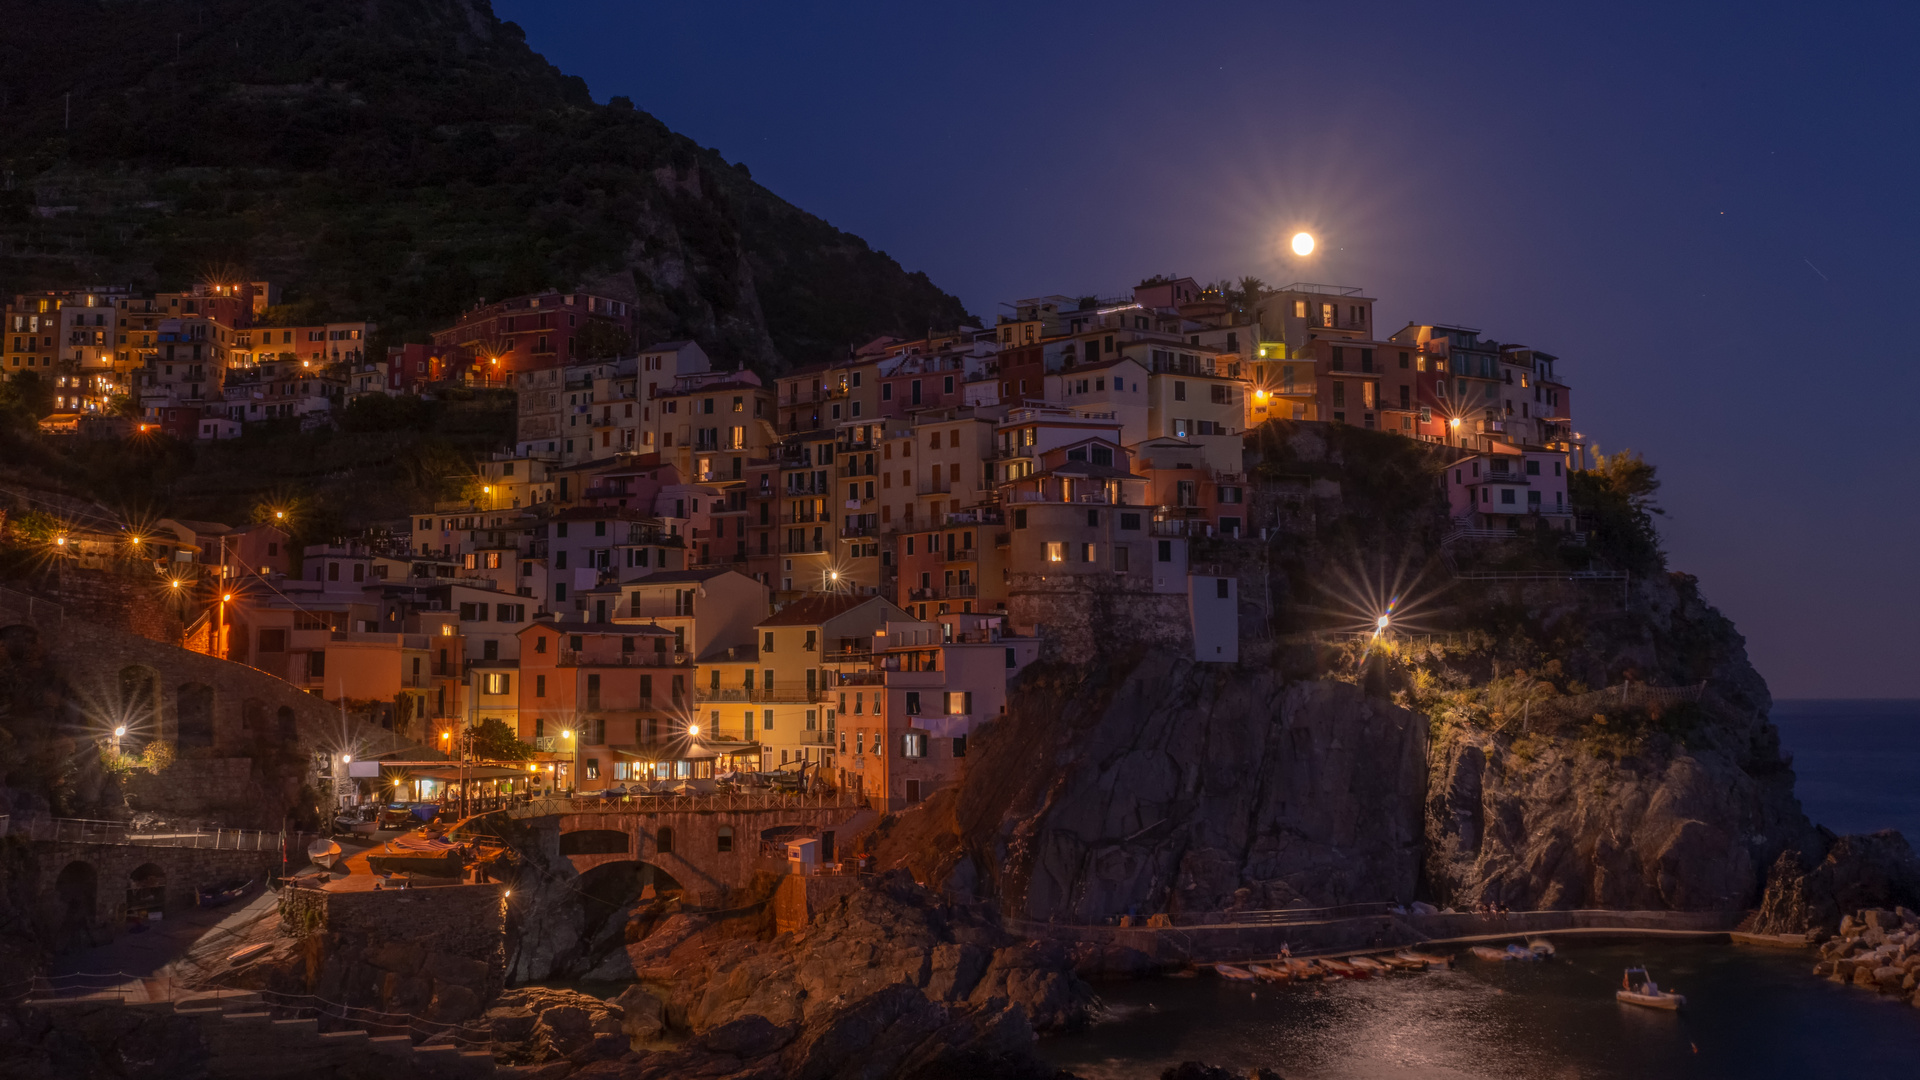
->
[1571,449,1665,573]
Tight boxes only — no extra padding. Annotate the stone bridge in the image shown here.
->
[488,793,872,904]
[22,838,281,950]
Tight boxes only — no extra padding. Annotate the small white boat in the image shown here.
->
[1470,945,1515,962]
[1213,963,1258,982]
[1245,963,1289,982]
[1616,967,1685,1010]
[307,837,343,869]
[1397,950,1452,968]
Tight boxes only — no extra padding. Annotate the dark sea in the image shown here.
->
[1039,699,1920,1079]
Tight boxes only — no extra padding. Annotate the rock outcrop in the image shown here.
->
[1753,831,1920,934]
[477,873,1090,1079]
[878,655,1427,922]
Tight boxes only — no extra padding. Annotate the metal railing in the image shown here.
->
[507,789,861,815]
[5,816,297,851]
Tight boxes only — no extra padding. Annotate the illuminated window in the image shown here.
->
[1045,542,1064,563]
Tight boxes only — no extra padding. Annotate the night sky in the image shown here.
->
[496,1,1920,699]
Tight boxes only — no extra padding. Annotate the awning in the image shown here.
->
[391,765,528,782]
[598,741,761,762]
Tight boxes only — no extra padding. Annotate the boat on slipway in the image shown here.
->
[1214,964,1258,982]
[307,837,343,869]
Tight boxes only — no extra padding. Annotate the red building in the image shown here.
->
[432,289,634,376]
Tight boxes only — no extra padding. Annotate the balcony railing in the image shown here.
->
[555,650,685,667]
[821,649,873,664]
[694,687,818,703]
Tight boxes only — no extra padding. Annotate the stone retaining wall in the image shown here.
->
[279,882,508,1018]
[1024,908,1747,965]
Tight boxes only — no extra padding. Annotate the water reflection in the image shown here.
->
[1042,942,1920,1079]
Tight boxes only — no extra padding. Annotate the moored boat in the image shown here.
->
[1470,945,1514,962]
[1527,937,1557,957]
[1616,967,1685,1010]
[1246,963,1289,982]
[1398,949,1453,968]
[1214,963,1258,982]
[1347,955,1390,973]
[1283,959,1321,980]
[1317,957,1365,977]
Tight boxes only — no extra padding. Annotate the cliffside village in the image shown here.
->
[9,277,1586,813]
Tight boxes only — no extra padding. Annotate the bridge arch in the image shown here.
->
[55,860,98,929]
[128,862,167,913]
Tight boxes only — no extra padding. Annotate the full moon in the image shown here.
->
[1291,231,1315,256]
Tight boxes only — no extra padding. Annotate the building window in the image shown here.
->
[585,758,599,780]
[903,732,927,757]
[717,825,734,853]
[656,826,673,854]
[945,691,972,715]
[483,673,511,695]
[1046,542,1064,563]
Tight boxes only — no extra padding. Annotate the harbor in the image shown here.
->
[1041,938,1920,1079]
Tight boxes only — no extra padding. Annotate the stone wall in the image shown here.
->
[28,840,279,934]
[122,759,257,817]
[0,608,413,828]
[1006,581,1191,664]
[279,882,509,1017]
[773,872,861,934]
[27,565,184,644]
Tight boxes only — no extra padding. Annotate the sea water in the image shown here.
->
[1040,700,1920,1079]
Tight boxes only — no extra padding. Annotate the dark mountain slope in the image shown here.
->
[0,0,972,365]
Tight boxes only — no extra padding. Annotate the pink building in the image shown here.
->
[1444,443,1573,526]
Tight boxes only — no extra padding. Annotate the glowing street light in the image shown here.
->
[1376,614,1391,631]
[687,724,701,737]
[1291,232,1315,257]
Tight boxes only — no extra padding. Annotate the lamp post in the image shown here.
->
[112,725,126,758]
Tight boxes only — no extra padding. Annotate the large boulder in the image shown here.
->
[483,987,626,1065]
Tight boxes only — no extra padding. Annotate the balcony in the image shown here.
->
[695,687,819,704]
[938,548,979,563]
[821,649,873,665]
[943,509,1004,527]
[555,650,686,668]
[832,670,886,687]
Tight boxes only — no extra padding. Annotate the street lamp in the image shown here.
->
[112,725,126,757]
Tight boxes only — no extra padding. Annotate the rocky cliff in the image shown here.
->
[884,655,1427,921]
[873,423,1823,921]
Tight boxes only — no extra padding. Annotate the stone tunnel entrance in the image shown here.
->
[127,862,166,916]
[55,860,98,932]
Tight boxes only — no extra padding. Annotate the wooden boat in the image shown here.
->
[306,837,342,869]
[1470,945,1514,962]
[1213,963,1258,982]
[1616,967,1685,1010]
[1245,963,1289,982]
[1316,957,1365,977]
[196,879,252,907]
[1378,954,1425,970]
[1283,959,1321,980]
[1347,955,1390,973]
[1398,950,1452,968]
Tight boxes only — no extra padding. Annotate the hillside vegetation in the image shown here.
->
[0,0,972,366]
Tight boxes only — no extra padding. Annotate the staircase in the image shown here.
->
[169,991,497,1078]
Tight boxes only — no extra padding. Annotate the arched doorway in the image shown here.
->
[176,683,215,748]
[276,706,297,741]
[55,861,98,930]
[242,699,267,734]
[128,863,167,915]
[119,666,157,732]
